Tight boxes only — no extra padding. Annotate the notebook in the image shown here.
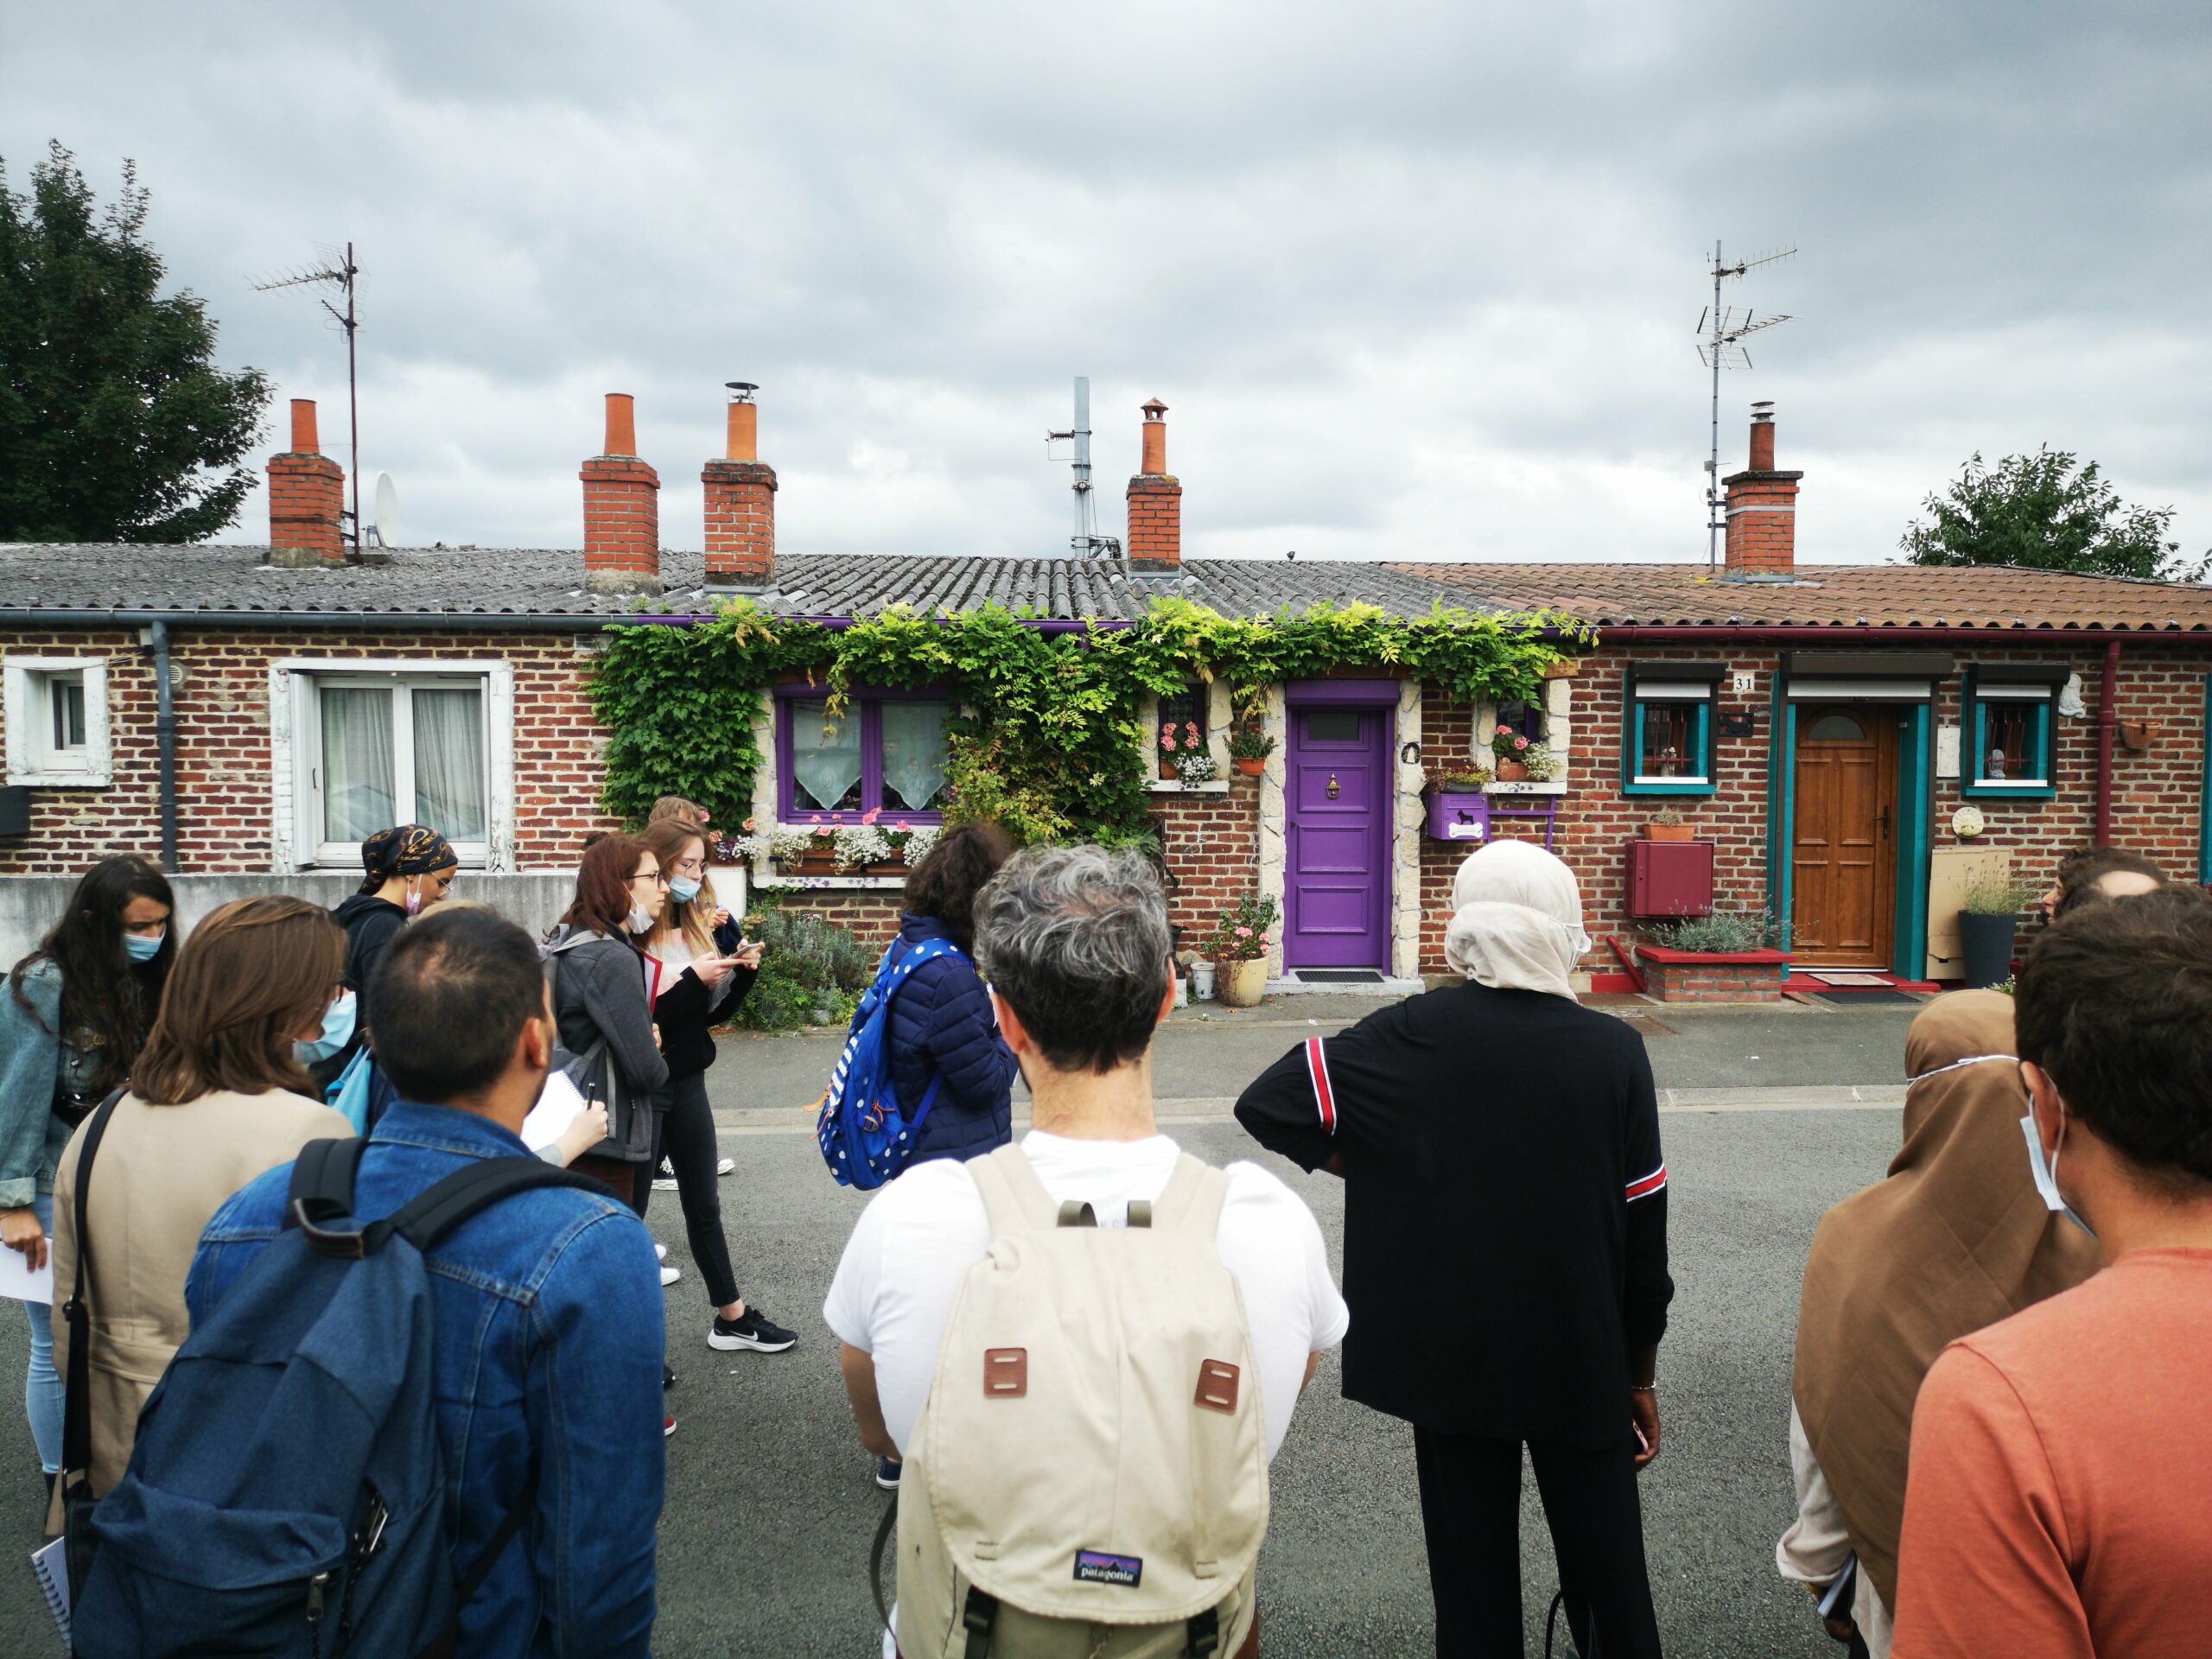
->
[30,1535,69,1643]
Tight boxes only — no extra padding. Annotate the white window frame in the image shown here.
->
[268,658,515,871]
[3,656,112,787]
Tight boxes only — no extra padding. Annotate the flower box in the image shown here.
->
[1631,944,1790,1004]
[1424,791,1491,842]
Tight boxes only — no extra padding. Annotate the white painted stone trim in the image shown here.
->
[1137,677,1234,787]
[1391,677,1425,979]
[753,874,906,892]
[1257,684,1289,977]
[3,655,111,787]
[266,657,514,872]
[1148,779,1231,795]
[1474,677,1574,794]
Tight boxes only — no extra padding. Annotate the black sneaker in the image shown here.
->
[709,1306,796,1353]
[875,1458,902,1491]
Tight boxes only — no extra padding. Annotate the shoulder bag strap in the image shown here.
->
[968,1141,1056,1239]
[283,1135,370,1230]
[385,1155,608,1254]
[60,1088,126,1483]
[1139,1154,1230,1240]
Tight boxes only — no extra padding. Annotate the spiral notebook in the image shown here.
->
[29,1536,69,1643]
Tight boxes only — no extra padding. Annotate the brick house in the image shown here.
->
[3,392,2209,995]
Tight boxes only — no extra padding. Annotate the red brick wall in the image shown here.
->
[763,890,903,949]
[1126,474,1182,572]
[1637,954,1788,1003]
[1156,777,1262,956]
[0,626,620,875]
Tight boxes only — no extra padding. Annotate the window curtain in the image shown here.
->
[880,700,950,812]
[791,704,864,810]
[320,686,396,842]
[412,686,487,840]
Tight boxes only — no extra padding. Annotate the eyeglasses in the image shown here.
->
[631,870,670,887]
[671,857,706,876]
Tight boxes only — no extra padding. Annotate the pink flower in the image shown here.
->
[809,814,823,826]
[1233,925,1253,938]
[1185,721,1199,738]
[861,807,880,824]
[1160,729,1177,751]
[1513,734,1529,750]
[894,819,911,832]
[741,816,758,833]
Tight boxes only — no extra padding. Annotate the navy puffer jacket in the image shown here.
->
[887,912,1020,1166]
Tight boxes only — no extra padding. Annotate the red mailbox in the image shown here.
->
[1626,838,1713,920]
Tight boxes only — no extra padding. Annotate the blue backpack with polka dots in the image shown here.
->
[814,937,963,1189]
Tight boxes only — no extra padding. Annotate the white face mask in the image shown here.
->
[626,900,655,935]
[2020,1096,2094,1236]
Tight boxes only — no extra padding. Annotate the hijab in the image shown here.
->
[358,824,455,893]
[1790,990,2101,1610]
[1442,839,1592,1001]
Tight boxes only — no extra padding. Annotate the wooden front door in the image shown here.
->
[1791,705,1898,969]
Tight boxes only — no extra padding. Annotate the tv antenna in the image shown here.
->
[1044,376,1120,558]
[254,241,363,553]
[1696,241,1795,571]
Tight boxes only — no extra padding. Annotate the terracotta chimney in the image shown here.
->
[581,392,662,594]
[267,398,346,566]
[702,383,776,586]
[1126,397,1181,573]
[1722,401,1800,576]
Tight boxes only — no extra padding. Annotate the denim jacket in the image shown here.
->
[0,961,79,1207]
[188,1101,665,1659]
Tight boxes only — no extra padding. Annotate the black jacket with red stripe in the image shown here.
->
[1235,979,1672,1446]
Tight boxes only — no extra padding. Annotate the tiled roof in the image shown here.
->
[0,543,1473,624]
[1392,562,2212,632]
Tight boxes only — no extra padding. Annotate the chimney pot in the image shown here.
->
[289,397,321,454]
[1127,398,1181,572]
[726,398,758,462]
[603,392,638,458]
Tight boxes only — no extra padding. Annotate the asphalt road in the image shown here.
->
[0,998,1920,1656]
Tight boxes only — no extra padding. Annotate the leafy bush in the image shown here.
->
[727,902,874,1031]
[1959,870,2041,917]
[1646,907,1786,954]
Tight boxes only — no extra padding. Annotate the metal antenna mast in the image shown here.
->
[1045,376,1119,557]
[254,241,363,553]
[1697,240,1796,570]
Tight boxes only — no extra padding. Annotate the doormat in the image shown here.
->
[1294,969,1388,984]
[1801,970,1891,988]
[1813,991,1922,1006]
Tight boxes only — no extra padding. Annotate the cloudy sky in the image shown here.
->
[5,3,2208,566]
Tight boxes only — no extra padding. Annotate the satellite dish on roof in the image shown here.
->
[370,474,399,549]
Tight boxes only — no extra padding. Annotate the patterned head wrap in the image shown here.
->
[359,824,457,893]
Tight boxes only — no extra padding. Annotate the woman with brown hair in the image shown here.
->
[633,817,792,1356]
[48,895,353,1504]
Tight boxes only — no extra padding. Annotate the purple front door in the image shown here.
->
[1284,702,1392,969]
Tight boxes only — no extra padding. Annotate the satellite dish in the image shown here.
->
[371,474,399,549]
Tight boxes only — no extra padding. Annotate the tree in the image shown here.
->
[0,142,270,543]
[1900,446,2207,582]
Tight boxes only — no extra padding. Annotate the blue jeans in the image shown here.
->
[22,1191,60,1475]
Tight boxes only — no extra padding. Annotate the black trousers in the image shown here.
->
[1412,1426,1662,1659]
[629,1070,741,1309]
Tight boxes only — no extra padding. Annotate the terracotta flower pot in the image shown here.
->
[1643,823,1697,842]
[1159,757,1180,780]
[1233,756,1265,777]
[1216,957,1269,1008]
[1495,759,1529,782]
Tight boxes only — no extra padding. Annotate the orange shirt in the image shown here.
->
[1891,1249,2212,1659]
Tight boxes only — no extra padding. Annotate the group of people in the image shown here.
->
[1,816,2204,1657]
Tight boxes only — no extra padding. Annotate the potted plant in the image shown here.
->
[1958,869,2040,989]
[1158,718,1203,780]
[1491,726,1534,781]
[1227,728,1275,778]
[1176,748,1219,786]
[1211,893,1279,1008]
[1643,804,1695,842]
[1424,766,1493,841]
[1519,741,1559,783]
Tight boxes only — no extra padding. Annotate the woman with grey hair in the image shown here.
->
[1236,838,1673,1659]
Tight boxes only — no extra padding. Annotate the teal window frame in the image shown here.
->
[1622,663,1723,798]
[1961,666,2060,800]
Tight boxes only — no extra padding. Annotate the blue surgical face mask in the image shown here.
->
[2020,1103,2094,1237]
[123,928,166,963]
[668,874,702,905]
[294,989,358,1065]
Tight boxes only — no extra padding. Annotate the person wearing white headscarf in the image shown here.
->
[1236,836,1671,1659]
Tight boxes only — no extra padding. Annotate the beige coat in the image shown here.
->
[49,1087,353,1510]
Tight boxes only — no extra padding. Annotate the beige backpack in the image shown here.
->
[890,1142,1268,1658]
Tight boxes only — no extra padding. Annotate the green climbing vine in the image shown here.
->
[589,594,1587,844]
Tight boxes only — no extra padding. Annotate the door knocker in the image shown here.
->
[1325,773,1340,799]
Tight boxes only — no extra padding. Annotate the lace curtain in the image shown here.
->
[880,700,950,812]
[792,705,863,810]
[320,686,395,842]
[412,686,487,840]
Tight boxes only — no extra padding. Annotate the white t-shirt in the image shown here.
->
[823,1130,1350,1462]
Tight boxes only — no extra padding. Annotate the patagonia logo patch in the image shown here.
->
[1072,1548,1143,1588]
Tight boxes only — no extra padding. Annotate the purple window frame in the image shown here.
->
[774,683,950,826]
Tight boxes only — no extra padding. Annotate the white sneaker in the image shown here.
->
[660,1264,682,1287]
[652,1176,678,1192]
[654,1243,668,1262]
[714,1157,734,1177]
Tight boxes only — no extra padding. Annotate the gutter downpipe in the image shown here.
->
[150,620,179,873]
[2095,639,2120,845]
